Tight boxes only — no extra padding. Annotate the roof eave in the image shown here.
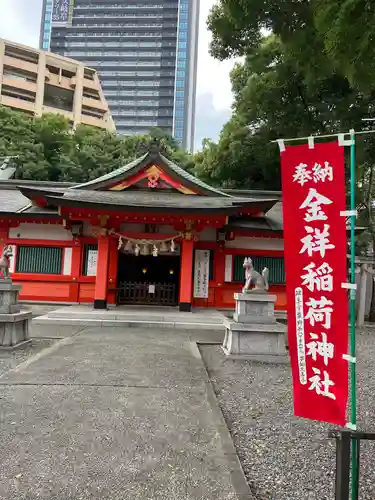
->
[43,195,243,215]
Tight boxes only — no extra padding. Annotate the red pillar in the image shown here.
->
[94,234,110,309]
[107,238,119,305]
[214,246,225,286]
[179,238,194,312]
[70,238,82,303]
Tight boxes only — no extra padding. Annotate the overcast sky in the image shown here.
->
[0,0,236,150]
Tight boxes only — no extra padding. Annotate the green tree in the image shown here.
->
[208,0,375,92]
[0,107,194,183]
[313,0,375,89]
[195,35,374,190]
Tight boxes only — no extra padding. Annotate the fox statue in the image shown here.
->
[0,245,13,280]
[242,257,269,293]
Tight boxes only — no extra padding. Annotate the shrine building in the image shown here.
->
[0,145,285,311]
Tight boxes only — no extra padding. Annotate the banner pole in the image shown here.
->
[349,129,358,500]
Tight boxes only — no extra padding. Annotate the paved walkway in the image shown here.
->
[0,326,250,500]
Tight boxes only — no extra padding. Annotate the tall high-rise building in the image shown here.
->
[40,0,199,151]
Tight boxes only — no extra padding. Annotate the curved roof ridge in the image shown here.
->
[70,153,148,190]
[159,153,231,197]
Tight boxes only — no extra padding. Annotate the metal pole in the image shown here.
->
[333,431,351,500]
[349,130,359,500]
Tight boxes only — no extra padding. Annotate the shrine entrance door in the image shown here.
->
[116,253,180,306]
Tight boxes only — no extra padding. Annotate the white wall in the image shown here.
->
[62,247,72,275]
[9,223,73,241]
[225,237,284,251]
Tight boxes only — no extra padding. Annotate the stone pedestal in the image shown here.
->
[222,292,287,363]
[0,281,32,349]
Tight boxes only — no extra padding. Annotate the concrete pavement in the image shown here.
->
[0,326,251,500]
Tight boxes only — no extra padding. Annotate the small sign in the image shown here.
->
[86,249,98,276]
[224,254,233,282]
[52,0,70,22]
[194,250,210,299]
[148,284,155,294]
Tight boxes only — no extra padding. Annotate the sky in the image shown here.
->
[0,0,237,150]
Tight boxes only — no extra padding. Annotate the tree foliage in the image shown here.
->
[207,0,375,90]
[0,106,194,183]
[203,0,375,315]
[194,34,375,191]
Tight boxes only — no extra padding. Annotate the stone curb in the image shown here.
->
[190,342,254,500]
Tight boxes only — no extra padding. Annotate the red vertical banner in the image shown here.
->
[281,141,349,426]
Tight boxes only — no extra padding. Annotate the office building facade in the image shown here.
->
[40,0,199,151]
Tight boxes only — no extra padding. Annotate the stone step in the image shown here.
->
[33,315,225,331]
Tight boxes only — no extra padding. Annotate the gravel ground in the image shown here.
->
[0,339,55,378]
[200,327,375,500]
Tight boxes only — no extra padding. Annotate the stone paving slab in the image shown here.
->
[0,385,238,500]
[33,305,227,332]
[45,305,225,322]
[0,337,207,388]
[76,325,224,344]
[30,324,87,339]
[0,327,247,500]
[0,339,55,378]
[33,317,225,331]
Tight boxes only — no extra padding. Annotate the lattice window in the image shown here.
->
[16,246,62,274]
[233,255,285,284]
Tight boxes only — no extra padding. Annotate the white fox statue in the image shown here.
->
[242,257,269,293]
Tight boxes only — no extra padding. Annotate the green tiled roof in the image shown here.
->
[159,154,230,197]
[71,154,148,190]
[70,151,230,196]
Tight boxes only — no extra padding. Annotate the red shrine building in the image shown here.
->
[0,146,285,311]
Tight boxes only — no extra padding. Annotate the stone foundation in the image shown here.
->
[222,292,287,362]
[233,292,277,324]
[0,281,32,349]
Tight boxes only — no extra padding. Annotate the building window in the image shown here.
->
[16,246,63,274]
[233,256,285,284]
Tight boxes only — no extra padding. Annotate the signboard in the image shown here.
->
[281,141,348,426]
[52,0,70,23]
[86,249,98,277]
[193,250,210,299]
[224,254,233,282]
[8,245,16,274]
